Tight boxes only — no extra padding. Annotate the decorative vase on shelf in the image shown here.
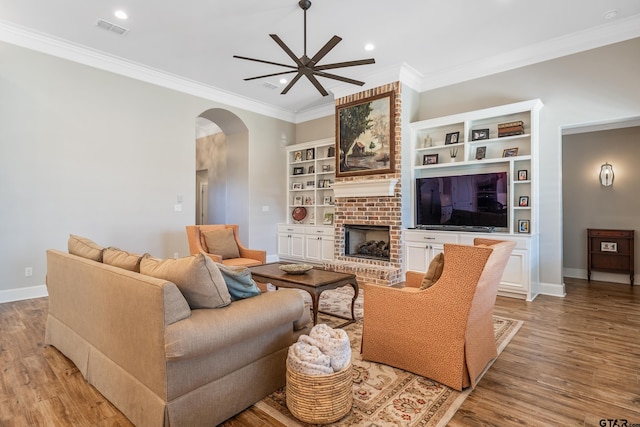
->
[423,135,432,148]
[449,148,458,162]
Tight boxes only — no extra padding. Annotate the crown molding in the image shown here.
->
[0,20,297,123]
[331,62,423,100]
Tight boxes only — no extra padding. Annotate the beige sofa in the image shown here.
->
[45,240,310,427]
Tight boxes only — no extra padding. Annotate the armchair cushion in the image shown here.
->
[140,253,231,309]
[216,263,261,300]
[68,234,104,262]
[420,252,444,290]
[202,228,240,259]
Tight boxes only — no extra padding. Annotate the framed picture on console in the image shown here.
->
[517,170,528,181]
[336,90,395,177]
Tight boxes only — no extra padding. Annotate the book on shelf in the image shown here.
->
[498,120,524,129]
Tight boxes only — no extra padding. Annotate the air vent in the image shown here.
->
[96,19,129,36]
[262,82,279,90]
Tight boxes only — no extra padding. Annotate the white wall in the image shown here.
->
[0,41,294,300]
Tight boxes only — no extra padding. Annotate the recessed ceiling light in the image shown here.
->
[279,78,288,84]
[603,9,619,20]
[364,43,375,51]
[114,10,128,20]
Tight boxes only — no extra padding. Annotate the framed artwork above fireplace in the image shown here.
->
[336,90,395,177]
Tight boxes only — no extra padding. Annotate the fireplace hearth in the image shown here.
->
[344,224,390,261]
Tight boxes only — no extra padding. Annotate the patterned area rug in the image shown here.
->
[255,287,523,426]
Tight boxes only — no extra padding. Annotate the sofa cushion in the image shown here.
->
[215,264,261,301]
[140,253,231,309]
[103,247,144,272]
[68,234,104,262]
[420,252,444,290]
[202,229,240,259]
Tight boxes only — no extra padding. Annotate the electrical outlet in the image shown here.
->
[25,267,33,277]
[173,252,179,259]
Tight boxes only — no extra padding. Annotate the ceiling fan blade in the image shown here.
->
[281,73,304,95]
[270,34,304,66]
[309,35,342,66]
[314,58,375,71]
[313,70,365,86]
[233,55,297,70]
[243,70,297,81]
[303,71,329,96]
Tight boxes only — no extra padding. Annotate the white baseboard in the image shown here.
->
[0,285,48,304]
[539,281,566,298]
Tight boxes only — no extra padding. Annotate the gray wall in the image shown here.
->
[562,126,640,283]
[296,37,640,295]
[0,41,294,300]
[413,37,640,294]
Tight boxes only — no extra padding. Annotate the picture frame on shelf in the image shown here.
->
[336,90,395,177]
[475,146,487,160]
[292,182,303,190]
[322,164,332,172]
[323,213,334,225]
[293,195,303,205]
[518,170,528,180]
[519,196,529,207]
[471,128,490,141]
[323,196,332,205]
[293,151,303,162]
[304,196,314,205]
[445,132,460,145]
[502,147,519,157]
[308,165,315,174]
[327,146,336,158]
[423,154,438,165]
[600,242,618,252]
[293,166,304,175]
[306,148,315,161]
[306,180,315,188]
[518,219,530,233]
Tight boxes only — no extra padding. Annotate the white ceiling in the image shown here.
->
[1,0,640,122]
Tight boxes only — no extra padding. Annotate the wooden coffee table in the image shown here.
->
[249,263,359,326]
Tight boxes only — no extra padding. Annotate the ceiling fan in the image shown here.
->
[233,0,375,96]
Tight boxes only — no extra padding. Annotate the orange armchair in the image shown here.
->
[361,238,515,391]
[185,224,266,267]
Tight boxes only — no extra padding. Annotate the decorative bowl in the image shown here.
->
[279,264,313,275]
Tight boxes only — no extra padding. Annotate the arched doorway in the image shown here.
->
[195,108,250,243]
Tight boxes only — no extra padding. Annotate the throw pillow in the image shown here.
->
[103,247,144,272]
[215,263,261,300]
[68,234,104,262]
[140,253,231,309]
[420,253,444,290]
[202,228,240,259]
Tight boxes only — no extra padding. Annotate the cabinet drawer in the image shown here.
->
[278,224,305,234]
[404,231,458,244]
[588,229,633,238]
[306,226,334,235]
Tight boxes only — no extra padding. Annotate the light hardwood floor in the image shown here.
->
[1,278,639,426]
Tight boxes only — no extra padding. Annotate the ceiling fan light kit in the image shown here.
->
[233,0,375,96]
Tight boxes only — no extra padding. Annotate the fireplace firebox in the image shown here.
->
[344,224,390,261]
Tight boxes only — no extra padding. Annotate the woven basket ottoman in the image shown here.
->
[286,360,353,424]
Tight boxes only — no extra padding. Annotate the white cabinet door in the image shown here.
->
[305,235,321,261]
[320,236,335,262]
[405,241,430,272]
[290,233,305,258]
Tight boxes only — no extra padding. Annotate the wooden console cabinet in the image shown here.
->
[587,229,634,285]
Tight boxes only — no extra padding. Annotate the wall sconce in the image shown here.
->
[599,162,614,187]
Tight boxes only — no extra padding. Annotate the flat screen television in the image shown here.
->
[415,172,508,230]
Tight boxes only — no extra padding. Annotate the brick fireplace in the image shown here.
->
[325,82,404,286]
